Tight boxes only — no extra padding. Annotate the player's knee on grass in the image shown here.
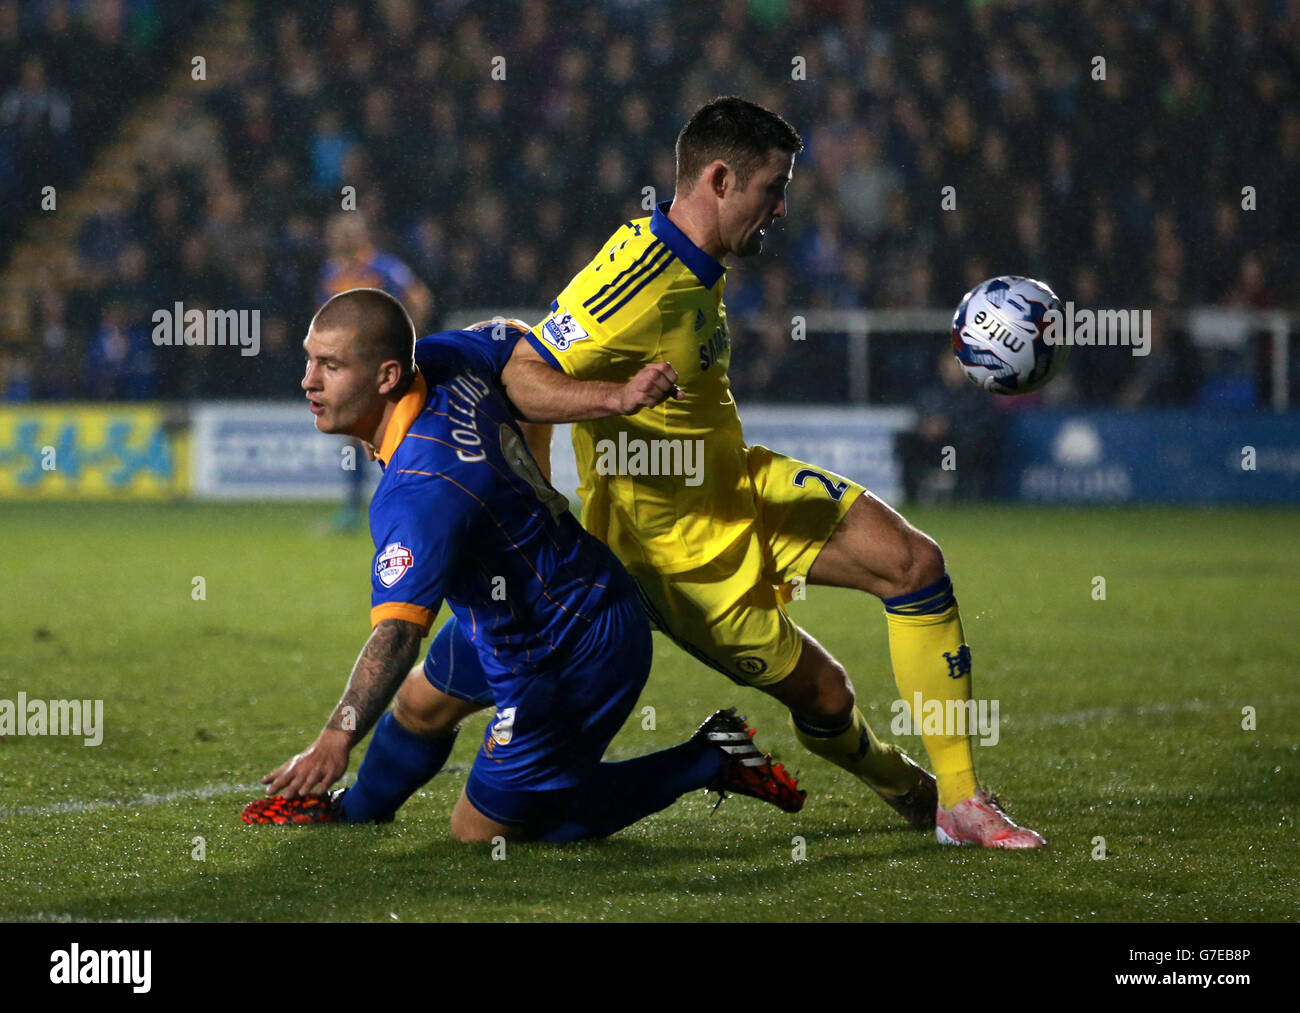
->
[448,791,517,843]
[393,668,481,738]
[447,808,486,843]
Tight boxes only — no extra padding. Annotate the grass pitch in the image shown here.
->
[1,501,1296,922]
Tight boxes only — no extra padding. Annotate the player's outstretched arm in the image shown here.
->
[501,337,683,423]
[261,618,425,799]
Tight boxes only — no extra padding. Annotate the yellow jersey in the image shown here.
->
[527,202,753,574]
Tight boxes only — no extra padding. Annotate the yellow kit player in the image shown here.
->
[503,96,1044,848]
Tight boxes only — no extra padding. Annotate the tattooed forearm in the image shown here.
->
[325,619,424,745]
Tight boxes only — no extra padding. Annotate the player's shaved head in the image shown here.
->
[676,96,803,192]
[310,287,415,388]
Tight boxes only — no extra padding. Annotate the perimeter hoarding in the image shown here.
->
[0,404,183,498]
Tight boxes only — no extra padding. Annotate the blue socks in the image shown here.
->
[342,714,728,839]
[533,738,725,842]
[339,712,457,823]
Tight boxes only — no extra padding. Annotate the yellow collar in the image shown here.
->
[375,372,427,467]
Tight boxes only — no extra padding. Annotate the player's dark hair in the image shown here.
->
[311,288,416,392]
[675,96,803,192]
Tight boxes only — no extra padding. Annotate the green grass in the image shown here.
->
[1,502,1297,922]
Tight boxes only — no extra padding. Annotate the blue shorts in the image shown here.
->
[422,614,495,707]
[424,593,652,826]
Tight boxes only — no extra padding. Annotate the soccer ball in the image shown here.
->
[951,275,1066,395]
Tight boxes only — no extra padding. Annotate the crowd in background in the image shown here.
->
[1,0,1295,408]
[0,0,220,254]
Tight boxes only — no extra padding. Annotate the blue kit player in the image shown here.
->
[241,288,804,841]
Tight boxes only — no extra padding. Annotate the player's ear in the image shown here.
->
[706,160,731,199]
[376,359,405,397]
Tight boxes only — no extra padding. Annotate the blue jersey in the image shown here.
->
[318,248,418,305]
[367,323,633,689]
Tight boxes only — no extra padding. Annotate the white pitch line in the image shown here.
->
[0,696,1284,821]
[0,781,264,819]
[1011,698,1218,727]
[0,766,467,820]
[5,913,190,923]
[1010,695,1289,728]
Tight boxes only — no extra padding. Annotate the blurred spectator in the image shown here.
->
[0,55,73,200]
[310,109,352,192]
[76,192,135,279]
[793,202,855,295]
[113,242,162,320]
[317,210,433,530]
[240,316,301,398]
[317,212,432,328]
[896,351,1004,502]
[175,234,230,308]
[1231,253,1276,309]
[679,32,762,113]
[1199,201,1247,298]
[136,93,222,172]
[836,127,901,241]
[1117,313,1205,410]
[85,301,154,400]
[0,0,1293,414]
[32,288,78,400]
[2,350,33,401]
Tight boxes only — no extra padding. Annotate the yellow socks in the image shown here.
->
[882,574,979,809]
[791,706,919,796]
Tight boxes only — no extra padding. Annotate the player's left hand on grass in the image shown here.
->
[262,728,351,799]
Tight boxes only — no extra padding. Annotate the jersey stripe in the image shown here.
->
[436,470,591,624]
[594,250,676,323]
[582,240,667,318]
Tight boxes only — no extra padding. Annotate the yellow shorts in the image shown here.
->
[625,444,864,688]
